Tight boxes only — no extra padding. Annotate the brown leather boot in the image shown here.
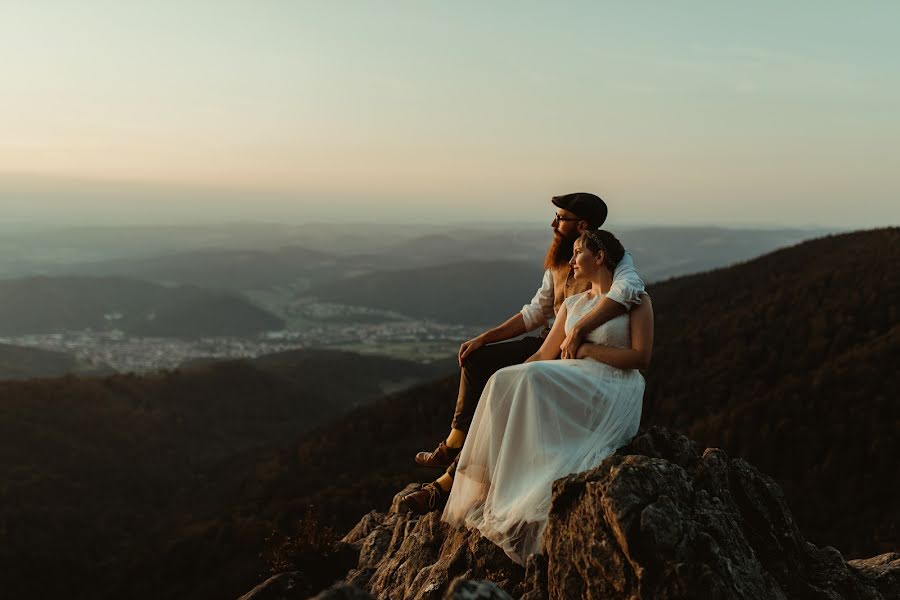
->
[399,482,449,515]
[415,440,462,469]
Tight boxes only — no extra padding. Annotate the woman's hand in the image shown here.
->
[559,326,586,359]
[575,342,600,360]
[571,295,653,369]
[458,335,486,366]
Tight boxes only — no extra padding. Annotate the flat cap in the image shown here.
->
[551,192,607,228]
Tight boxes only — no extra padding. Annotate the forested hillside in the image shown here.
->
[644,227,899,554]
[0,350,452,599]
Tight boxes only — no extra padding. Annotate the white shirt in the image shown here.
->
[520,251,645,332]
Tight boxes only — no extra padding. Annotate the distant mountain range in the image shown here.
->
[53,246,334,292]
[307,260,546,325]
[2,222,832,295]
[0,276,283,337]
[301,227,831,326]
[340,231,547,270]
[617,226,829,282]
[0,225,836,334]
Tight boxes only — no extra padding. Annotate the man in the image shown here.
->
[401,192,646,514]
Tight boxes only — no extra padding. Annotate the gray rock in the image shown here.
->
[542,426,899,599]
[336,486,524,599]
[519,554,548,600]
[848,553,900,599]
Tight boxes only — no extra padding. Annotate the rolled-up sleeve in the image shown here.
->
[520,269,555,331]
[606,251,645,310]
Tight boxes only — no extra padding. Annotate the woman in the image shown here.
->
[440,229,653,564]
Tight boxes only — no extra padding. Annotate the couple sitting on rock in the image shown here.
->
[400,192,655,564]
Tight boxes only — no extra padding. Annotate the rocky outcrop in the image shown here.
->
[542,427,899,599]
[321,427,898,600]
[333,484,525,599]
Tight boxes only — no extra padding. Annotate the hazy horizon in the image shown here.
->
[2,2,898,229]
[0,171,882,231]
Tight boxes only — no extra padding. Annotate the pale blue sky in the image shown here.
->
[1,1,898,227]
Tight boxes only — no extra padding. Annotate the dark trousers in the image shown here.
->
[447,336,543,477]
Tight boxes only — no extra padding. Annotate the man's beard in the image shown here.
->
[544,231,576,269]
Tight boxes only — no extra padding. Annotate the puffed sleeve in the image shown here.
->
[520,269,555,331]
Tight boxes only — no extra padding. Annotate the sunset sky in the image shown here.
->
[1,2,898,227]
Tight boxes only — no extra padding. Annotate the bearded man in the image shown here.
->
[402,192,646,513]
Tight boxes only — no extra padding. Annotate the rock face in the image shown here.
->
[335,484,525,599]
[542,427,899,599]
[311,427,900,599]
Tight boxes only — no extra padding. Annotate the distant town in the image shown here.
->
[0,311,481,373]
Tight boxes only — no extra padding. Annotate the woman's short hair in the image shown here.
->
[578,230,625,270]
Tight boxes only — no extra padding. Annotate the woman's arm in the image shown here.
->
[559,296,626,359]
[576,295,654,369]
[525,303,569,362]
[560,251,646,359]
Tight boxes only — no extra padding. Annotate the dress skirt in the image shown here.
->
[441,358,644,564]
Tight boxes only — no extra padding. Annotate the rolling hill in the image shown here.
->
[306,260,546,325]
[4,223,830,303]
[0,276,283,337]
[618,226,832,282]
[54,245,334,291]
[304,228,834,325]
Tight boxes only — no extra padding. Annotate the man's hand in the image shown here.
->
[559,327,585,360]
[458,335,486,366]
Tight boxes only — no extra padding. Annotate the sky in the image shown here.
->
[1,1,898,228]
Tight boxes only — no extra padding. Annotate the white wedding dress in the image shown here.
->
[442,291,645,564]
